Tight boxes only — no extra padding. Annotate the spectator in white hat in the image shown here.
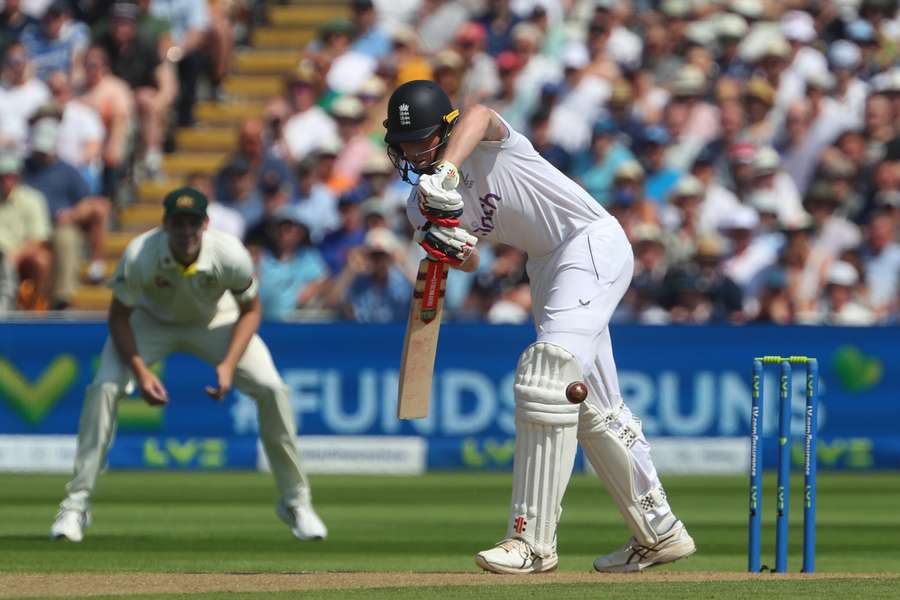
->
[547,42,610,154]
[818,260,875,325]
[0,43,50,155]
[331,95,377,193]
[750,145,804,223]
[861,210,900,319]
[719,204,776,298]
[829,40,868,125]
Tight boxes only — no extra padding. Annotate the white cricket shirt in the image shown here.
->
[109,228,258,325]
[407,113,610,258]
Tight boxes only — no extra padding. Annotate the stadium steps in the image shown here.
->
[223,75,284,98]
[176,127,238,152]
[235,50,301,75]
[72,2,344,313]
[251,27,317,49]
[268,5,350,27]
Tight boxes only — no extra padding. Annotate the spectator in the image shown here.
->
[185,172,244,241]
[22,118,110,308]
[749,146,805,223]
[528,108,570,174]
[281,68,338,162]
[44,71,105,195]
[432,49,465,107]
[638,126,681,204]
[663,175,705,264]
[330,95,376,194]
[0,151,52,310]
[476,0,521,57]
[214,118,293,210]
[829,41,868,126]
[630,223,669,321]
[781,217,832,321]
[216,157,263,226]
[96,1,176,178]
[818,261,876,325]
[860,210,900,319]
[20,0,89,83]
[863,93,896,165]
[350,0,390,59]
[663,237,744,323]
[327,227,412,322]
[242,175,292,259]
[319,194,366,275]
[150,0,211,126]
[78,46,134,200]
[572,119,634,206]
[805,181,862,260]
[257,206,329,321]
[0,0,38,58]
[291,155,339,245]
[0,43,50,155]
[741,78,776,147]
[485,51,527,131]
[453,21,499,107]
[719,204,776,300]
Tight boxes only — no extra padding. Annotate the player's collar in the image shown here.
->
[159,231,213,276]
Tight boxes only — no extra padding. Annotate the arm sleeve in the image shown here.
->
[108,243,142,307]
[226,239,258,304]
[405,187,427,230]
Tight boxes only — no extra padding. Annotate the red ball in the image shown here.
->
[566,381,588,404]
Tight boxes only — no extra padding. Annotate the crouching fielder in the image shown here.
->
[384,81,695,573]
[51,187,326,543]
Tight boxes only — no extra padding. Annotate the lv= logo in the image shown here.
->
[0,355,78,424]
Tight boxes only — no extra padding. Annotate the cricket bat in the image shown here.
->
[397,258,449,419]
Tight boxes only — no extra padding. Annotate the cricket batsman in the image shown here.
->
[384,80,695,573]
[50,186,326,542]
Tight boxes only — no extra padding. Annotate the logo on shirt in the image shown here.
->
[471,192,501,236]
[461,171,474,189]
[398,103,411,126]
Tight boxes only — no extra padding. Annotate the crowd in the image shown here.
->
[0,0,898,325]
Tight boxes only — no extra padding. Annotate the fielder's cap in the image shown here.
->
[827,261,858,287]
[781,10,816,43]
[752,146,781,174]
[829,40,861,70]
[0,150,21,174]
[671,175,704,199]
[30,117,60,154]
[615,160,645,181]
[719,204,759,231]
[163,186,208,218]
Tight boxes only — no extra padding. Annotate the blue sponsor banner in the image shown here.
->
[0,321,898,470]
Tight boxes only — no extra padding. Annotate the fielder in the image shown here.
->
[50,187,326,542]
[384,81,695,573]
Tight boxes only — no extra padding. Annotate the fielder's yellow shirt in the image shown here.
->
[109,227,258,325]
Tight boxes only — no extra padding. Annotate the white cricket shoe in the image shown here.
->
[276,500,327,540]
[50,509,90,542]
[593,520,696,572]
[475,538,559,574]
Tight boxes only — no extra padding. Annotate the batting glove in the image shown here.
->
[415,222,478,267]
[417,160,464,227]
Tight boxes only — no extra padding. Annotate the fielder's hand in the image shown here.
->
[415,222,478,267]
[417,160,464,227]
[206,362,235,402]
[138,371,169,406]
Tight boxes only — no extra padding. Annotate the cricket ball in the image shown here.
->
[565,381,588,404]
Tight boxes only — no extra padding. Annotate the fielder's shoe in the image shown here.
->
[475,538,559,574]
[276,500,327,540]
[50,509,90,542]
[592,519,696,573]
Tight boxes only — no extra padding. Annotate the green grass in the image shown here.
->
[1,471,899,598]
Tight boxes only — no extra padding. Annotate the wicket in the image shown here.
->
[748,355,819,573]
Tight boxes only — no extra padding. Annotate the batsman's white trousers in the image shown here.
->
[527,218,672,523]
[60,309,309,512]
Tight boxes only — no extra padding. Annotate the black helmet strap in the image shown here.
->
[387,109,460,184]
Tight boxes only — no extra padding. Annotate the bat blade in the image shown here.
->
[397,258,448,419]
